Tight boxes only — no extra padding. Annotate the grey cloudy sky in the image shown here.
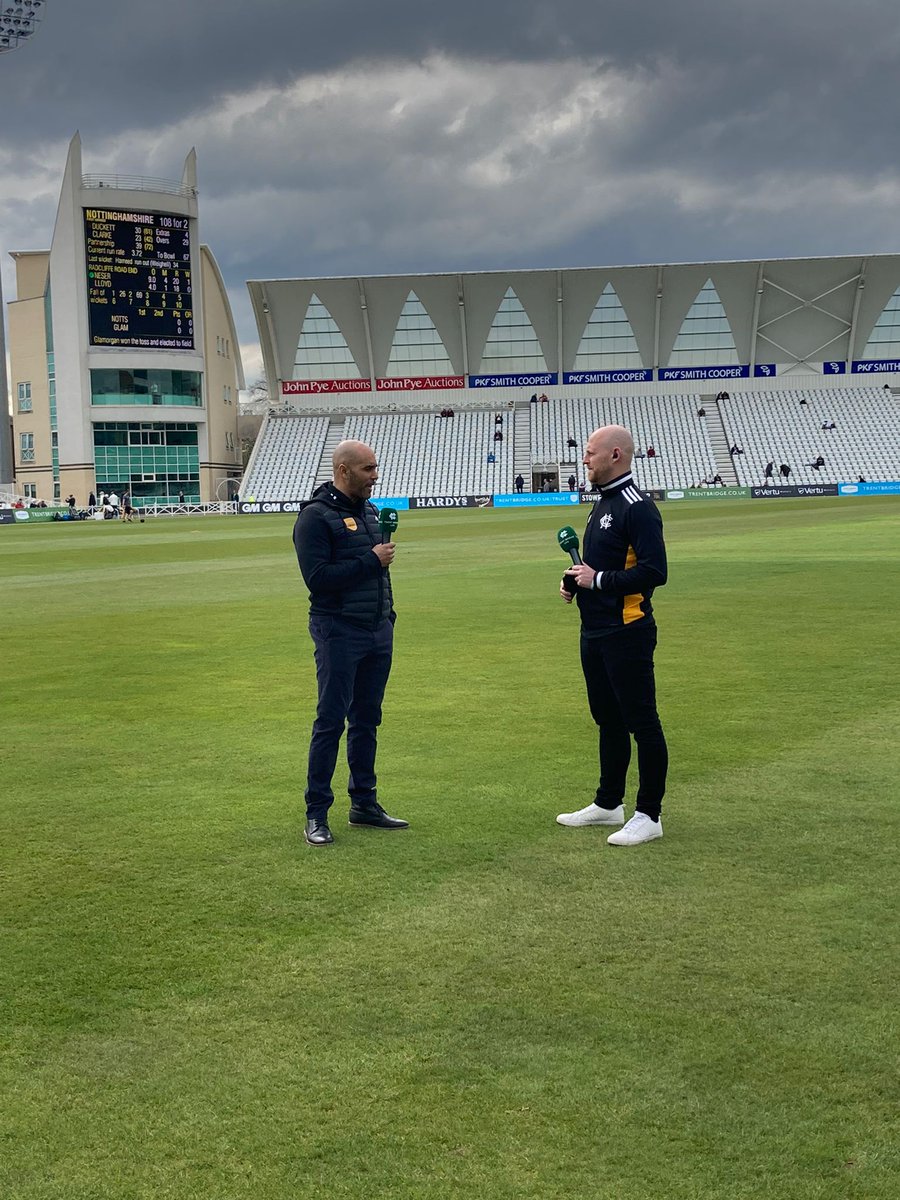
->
[2,0,899,382]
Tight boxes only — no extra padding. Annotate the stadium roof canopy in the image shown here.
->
[249,254,900,400]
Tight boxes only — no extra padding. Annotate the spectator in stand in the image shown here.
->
[634,448,646,459]
[495,413,503,425]
[729,444,744,455]
[88,491,97,513]
[764,461,774,482]
[646,446,656,458]
[487,451,496,464]
[779,463,791,480]
[697,407,706,417]
[567,436,578,448]
[515,474,525,493]
[540,393,549,403]
[66,494,76,512]
[13,499,24,509]
[821,420,836,430]
[799,398,808,406]
[494,429,503,442]
[858,475,867,482]
[807,455,825,470]
[567,474,577,491]
[530,393,538,403]
[712,474,724,487]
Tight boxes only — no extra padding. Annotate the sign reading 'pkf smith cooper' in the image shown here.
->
[468,373,558,388]
[851,359,900,374]
[657,365,751,382]
[564,369,653,385]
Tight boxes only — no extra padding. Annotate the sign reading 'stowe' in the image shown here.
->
[409,495,493,508]
[282,379,372,395]
[376,376,464,391]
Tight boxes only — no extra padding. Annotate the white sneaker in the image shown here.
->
[607,813,663,846]
[556,802,625,827]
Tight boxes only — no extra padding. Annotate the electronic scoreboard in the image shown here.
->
[84,209,194,349]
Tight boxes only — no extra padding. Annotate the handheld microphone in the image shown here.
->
[557,525,582,595]
[378,506,399,544]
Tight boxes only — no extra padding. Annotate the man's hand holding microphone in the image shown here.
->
[373,506,399,567]
[558,526,597,602]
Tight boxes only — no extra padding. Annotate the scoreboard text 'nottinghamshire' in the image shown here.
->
[84,209,194,350]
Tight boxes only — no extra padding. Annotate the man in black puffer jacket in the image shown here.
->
[293,440,408,846]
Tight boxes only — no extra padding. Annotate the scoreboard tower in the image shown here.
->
[7,133,243,506]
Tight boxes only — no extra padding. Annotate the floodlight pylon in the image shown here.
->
[0,0,44,53]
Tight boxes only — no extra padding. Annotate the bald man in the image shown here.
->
[557,426,669,846]
[292,440,408,846]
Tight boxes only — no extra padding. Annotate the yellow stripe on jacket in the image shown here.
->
[623,545,643,624]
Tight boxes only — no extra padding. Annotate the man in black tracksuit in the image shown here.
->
[557,425,669,846]
[293,440,408,846]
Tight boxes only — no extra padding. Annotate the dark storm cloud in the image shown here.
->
[2,0,898,157]
[3,1,900,381]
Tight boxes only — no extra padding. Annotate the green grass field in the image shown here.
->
[1,498,898,1199]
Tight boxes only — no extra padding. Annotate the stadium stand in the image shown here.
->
[343,410,514,496]
[531,395,718,490]
[240,388,900,500]
[719,388,900,485]
[240,414,329,500]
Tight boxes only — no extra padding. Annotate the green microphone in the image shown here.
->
[378,506,399,544]
[558,525,582,595]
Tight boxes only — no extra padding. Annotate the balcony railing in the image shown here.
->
[82,174,197,198]
[20,448,35,462]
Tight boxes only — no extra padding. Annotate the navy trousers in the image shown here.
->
[305,615,394,820]
[580,622,668,820]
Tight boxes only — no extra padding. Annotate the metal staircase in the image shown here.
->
[314,416,349,487]
[513,401,532,483]
[702,395,739,484]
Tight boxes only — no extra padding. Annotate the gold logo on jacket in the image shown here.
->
[343,517,358,531]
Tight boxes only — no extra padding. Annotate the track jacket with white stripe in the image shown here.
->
[576,471,668,637]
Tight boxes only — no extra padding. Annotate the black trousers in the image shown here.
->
[305,615,393,820]
[580,622,668,820]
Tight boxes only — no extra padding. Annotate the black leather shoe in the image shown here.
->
[348,803,409,830]
[305,817,334,846]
